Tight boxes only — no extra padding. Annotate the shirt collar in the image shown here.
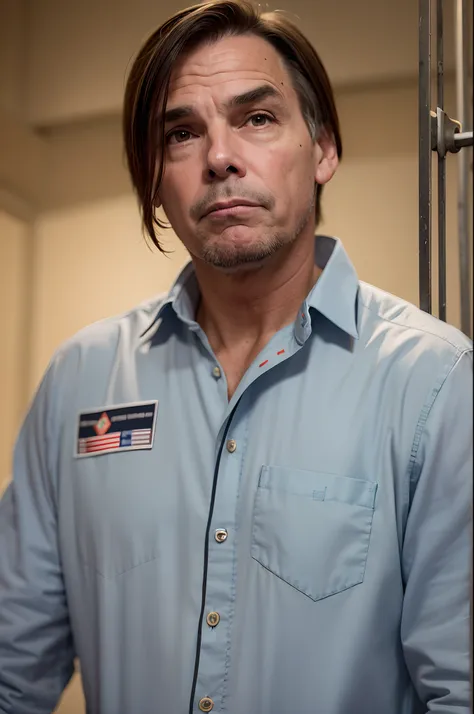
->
[139,260,199,342]
[306,235,359,339]
[140,235,359,343]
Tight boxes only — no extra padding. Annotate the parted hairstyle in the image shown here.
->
[123,0,342,250]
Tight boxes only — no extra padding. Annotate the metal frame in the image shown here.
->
[455,0,472,337]
[419,0,473,336]
[419,0,432,315]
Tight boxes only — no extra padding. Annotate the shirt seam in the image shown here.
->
[406,347,472,489]
[359,297,468,352]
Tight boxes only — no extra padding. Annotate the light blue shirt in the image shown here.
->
[0,236,472,714]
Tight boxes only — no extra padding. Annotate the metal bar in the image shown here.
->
[419,0,432,314]
[437,0,444,109]
[437,0,447,321]
[454,131,474,149]
[455,0,472,337]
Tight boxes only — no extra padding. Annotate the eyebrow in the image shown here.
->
[163,84,283,124]
[228,84,282,108]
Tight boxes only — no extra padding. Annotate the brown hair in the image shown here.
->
[123,0,342,251]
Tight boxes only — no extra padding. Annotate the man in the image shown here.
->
[0,1,472,713]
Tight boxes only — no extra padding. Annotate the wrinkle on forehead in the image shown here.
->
[168,35,291,97]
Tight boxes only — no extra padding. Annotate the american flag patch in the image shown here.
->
[75,401,158,458]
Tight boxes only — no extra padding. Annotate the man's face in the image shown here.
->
[157,33,337,271]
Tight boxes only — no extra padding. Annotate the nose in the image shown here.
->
[205,126,246,181]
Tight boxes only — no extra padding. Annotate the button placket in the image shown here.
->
[226,439,237,453]
[198,696,214,711]
[206,611,220,627]
[194,403,248,714]
[214,528,228,543]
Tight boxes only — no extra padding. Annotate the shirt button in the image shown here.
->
[212,366,221,379]
[199,697,214,711]
[206,611,220,627]
[214,528,228,543]
[226,439,237,453]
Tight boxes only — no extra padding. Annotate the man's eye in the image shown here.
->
[248,113,274,127]
[167,130,192,144]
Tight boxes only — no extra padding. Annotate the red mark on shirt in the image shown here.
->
[277,350,285,356]
[259,360,269,368]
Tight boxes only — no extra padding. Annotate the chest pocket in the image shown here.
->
[251,466,378,602]
[72,449,165,580]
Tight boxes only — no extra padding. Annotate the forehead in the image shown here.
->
[167,34,293,101]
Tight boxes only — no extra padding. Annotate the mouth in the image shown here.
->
[203,200,261,219]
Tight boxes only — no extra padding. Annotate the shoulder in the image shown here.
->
[55,294,167,361]
[358,281,472,356]
[356,283,472,469]
[40,294,169,395]
[357,281,472,410]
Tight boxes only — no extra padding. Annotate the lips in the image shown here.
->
[204,200,260,217]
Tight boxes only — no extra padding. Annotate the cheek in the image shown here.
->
[160,165,183,203]
[160,168,192,221]
[259,144,315,202]
[288,142,315,178]
[159,166,204,249]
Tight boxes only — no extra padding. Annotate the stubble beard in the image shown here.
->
[197,196,316,271]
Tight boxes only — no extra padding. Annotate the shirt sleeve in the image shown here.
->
[0,358,75,714]
[401,348,473,711]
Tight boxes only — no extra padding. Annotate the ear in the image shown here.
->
[313,132,339,185]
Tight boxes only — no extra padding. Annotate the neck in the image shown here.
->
[194,232,320,352]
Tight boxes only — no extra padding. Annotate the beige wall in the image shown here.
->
[0,0,26,119]
[0,211,30,494]
[25,0,457,127]
[29,197,189,391]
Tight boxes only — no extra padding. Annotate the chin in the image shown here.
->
[213,258,268,275]
[210,222,261,244]
[200,237,285,271]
